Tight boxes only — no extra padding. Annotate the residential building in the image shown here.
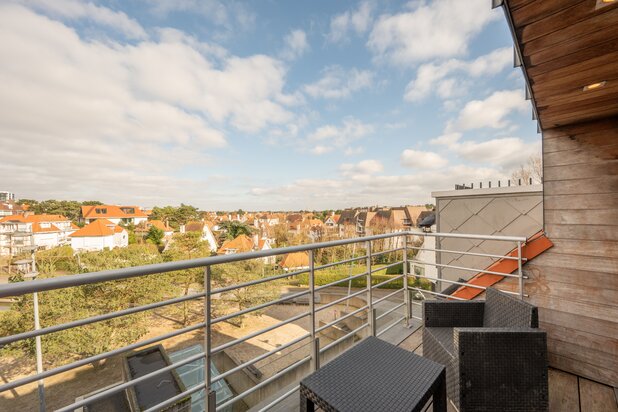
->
[0,191,15,202]
[183,220,218,252]
[81,205,148,226]
[69,219,128,252]
[279,251,310,271]
[217,234,254,255]
[135,220,174,239]
[0,201,25,217]
[0,214,76,255]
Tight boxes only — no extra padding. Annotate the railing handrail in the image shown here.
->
[0,231,526,298]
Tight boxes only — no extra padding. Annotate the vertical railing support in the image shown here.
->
[403,235,410,327]
[309,250,319,371]
[366,241,374,336]
[28,249,45,412]
[204,266,216,412]
[517,241,524,299]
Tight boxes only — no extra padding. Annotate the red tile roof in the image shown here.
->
[81,205,147,219]
[70,219,122,237]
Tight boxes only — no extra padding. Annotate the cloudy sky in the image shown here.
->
[0,0,540,210]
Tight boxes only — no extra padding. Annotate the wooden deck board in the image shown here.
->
[397,329,618,412]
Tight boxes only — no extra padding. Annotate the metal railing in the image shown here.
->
[0,230,526,412]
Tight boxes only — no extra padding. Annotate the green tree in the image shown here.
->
[218,221,254,242]
[151,204,200,229]
[145,226,165,246]
[0,245,168,365]
[163,232,211,326]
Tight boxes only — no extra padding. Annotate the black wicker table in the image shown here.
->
[300,336,446,412]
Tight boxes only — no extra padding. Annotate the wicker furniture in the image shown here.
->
[299,336,446,412]
[422,288,548,411]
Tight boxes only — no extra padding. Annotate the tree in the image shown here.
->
[151,204,200,229]
[511,155,542,184]
[145,226,164,246]
[0,245,168,365]
[163,232,211,326]
[218,221,254,242]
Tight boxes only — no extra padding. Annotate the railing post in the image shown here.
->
[366,241,375,336]
[309,250,319,371]
[204,266,216,412]
[517,241,524,299]
[403,235,410,327]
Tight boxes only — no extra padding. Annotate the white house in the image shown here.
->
[183,221,218,252]
[81,205,148,226]
[0,214,76,255]
[70,219,128,252]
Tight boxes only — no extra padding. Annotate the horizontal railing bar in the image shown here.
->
[55,350,207,412]
[314,271,368,291]
[0,292,205,347]
[376,315,406,337]
[411,315,422,320]
[371,274,404,289]
[373,288,404,305]
[0,232,525,298]
[314,288,368,313]
[411,301,422,306]
[212,267,308,295]
[421,232,526,242]
[409,274,486,290]
[320,323,368,353]
[213,333,311,383]
[314,255,368,271]
[410,260,520,278]
[212,311,310,354]
[315,305,369,333]
[0,321,205,394]
[408,246,526,261]
[409,287,466,300]
[257,384,300,412]
[0,232,411,298]
[371,247,404,258]
[216,356,311,410]
[376,302,406,321]
[211,290,310,324]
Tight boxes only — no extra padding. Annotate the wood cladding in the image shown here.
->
[507,0,618,128]
[532,118,618,386]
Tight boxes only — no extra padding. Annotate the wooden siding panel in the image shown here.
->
[532,117,618,387]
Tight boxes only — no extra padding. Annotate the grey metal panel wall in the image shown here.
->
[435,189,542,285]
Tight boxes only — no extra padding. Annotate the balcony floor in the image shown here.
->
[261,327,618,412]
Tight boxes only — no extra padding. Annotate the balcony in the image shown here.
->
[0,232,615,411]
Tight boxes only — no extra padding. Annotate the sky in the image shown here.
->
[0,0,541,210]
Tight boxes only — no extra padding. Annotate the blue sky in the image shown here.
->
[0,0,540,210]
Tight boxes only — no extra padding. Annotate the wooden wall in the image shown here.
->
[527,117,618,386]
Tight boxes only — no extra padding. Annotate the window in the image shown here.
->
[95,208,107,214]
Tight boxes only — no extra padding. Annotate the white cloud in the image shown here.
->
[328,1,373,43]
[404,47,512,101]
[281,29,309,60]
[431,132,540,170]
[0,5,298,203]
[368,0,500,65]
[340,160,384,176]
[400,150,448,169]
[307,118,374,155]
[304,66,373,99]
[18,0,148,39]
[451,90,528,131]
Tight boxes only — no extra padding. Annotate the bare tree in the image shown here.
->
[511,155,542,184]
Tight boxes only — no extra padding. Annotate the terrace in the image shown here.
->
[1,0,618,410]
